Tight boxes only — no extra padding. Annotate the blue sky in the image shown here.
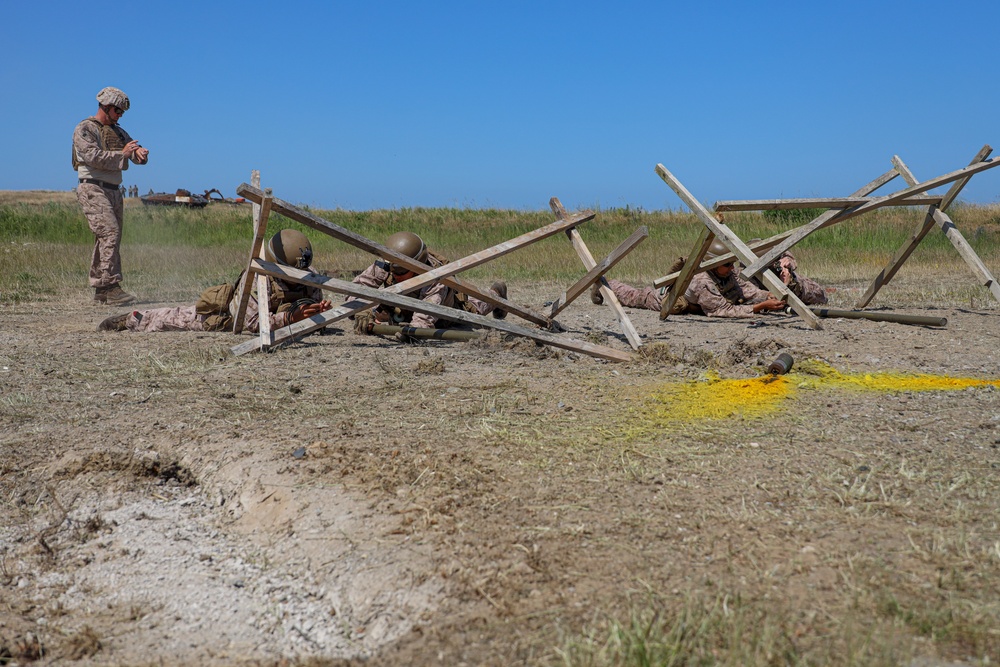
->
[4,1,999,211]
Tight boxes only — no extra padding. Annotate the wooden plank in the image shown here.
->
[549,198,643,350]
[714,195,941,212]
[744,156,1000,278]
[230,194,597,355]
[236,183,576,327]
[547,226,648,318]
[856,146,993,307]
[232,172,270,334]
[858,151,1000,305]
[660,227,713,320]
[243,260,634,363]
[651,168,899,290]
[655,163,822,329]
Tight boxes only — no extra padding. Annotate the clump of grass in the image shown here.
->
[555,593,915,667]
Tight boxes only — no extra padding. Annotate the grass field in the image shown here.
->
[2,190,998,306]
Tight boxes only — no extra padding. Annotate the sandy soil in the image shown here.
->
[2,278,999,666]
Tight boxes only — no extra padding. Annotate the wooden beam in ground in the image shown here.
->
[547,226,649,318]
[549,198,643,350]
[231,190,597,355]
[243,260,634,363]
[660,227,714,320]
[745,156,1000,278]
[713,195,942,212]
[655,163,822,329]
[232,170,272,335]
[236,183,570,327]
[651,169,899,290]
[857,149,1000,306]
[857,146,992,307]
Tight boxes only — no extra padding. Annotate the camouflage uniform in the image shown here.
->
[123,271,324,333]
[605,279,665,311]
[683,267,773,318]
[604,268,773,318]
[749,251,828,305]
[73,116,144,289]
[352,260,491,329]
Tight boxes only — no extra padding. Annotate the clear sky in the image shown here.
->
[4,1,999,211]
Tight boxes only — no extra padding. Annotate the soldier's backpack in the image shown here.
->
[195,282,237,332]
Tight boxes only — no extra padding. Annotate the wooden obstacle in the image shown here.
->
[652,147,1000,323]
[229,176,636,362]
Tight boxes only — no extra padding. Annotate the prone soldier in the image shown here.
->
[593,239,787,319]
[351,231,508,341]
[97,229,332,333]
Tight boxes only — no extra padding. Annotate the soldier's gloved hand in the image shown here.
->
[353,309,375,335]
[291,299,332,324]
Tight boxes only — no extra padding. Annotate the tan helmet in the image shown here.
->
[266,229,313,269]
[704,239,731,259]
[96,87,130,111]
[386,231,427,263]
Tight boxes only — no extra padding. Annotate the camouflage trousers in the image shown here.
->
[795,276,828,305]
[127,306,207,333]
[606,279,663,312]
[77,183,125,288]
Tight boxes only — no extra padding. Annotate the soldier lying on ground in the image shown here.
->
[350,231,508,342]
[97,229,332,333]
[592,239,787,319]
[745,240,828,306]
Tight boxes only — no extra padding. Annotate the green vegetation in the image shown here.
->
[1,197,998,304]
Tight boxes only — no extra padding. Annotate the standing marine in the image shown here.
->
[73,86,149,306]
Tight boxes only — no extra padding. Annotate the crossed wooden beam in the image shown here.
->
[229,178,637,362]
[652,146,1000,326]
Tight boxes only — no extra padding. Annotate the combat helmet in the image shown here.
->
[265,229,313,269]
[96,87,130,111]
[704,239,731,259]
[386,231,427,263]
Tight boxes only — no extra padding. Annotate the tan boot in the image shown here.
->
[101,284,137,306]
[489,281,508,319]
[590,282,604,305]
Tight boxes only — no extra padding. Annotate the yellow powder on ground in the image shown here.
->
[641,372,793,425]
[634,362,999,430]
[795,360,1000,393]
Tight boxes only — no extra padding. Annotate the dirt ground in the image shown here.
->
[2,276,999,666]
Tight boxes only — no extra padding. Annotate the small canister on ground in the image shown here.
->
[767,352,794,375]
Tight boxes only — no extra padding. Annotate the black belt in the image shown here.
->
[79,178,120,190]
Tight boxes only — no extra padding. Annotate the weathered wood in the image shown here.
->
[856,151,1000,306]
[856,146,993,307]
[745,156,1000,278]
[547,226,648,318]
[655,163,822,329]
[714,195,942,212]
[652,169,899,290]
[243,260,634,363]
[232,172,269,334]
[660,227,713,320]
[237,183,571,327]
[231,190,596,355]
[549,198,643,350]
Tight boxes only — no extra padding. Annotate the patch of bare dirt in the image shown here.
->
[2,280,999,665]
